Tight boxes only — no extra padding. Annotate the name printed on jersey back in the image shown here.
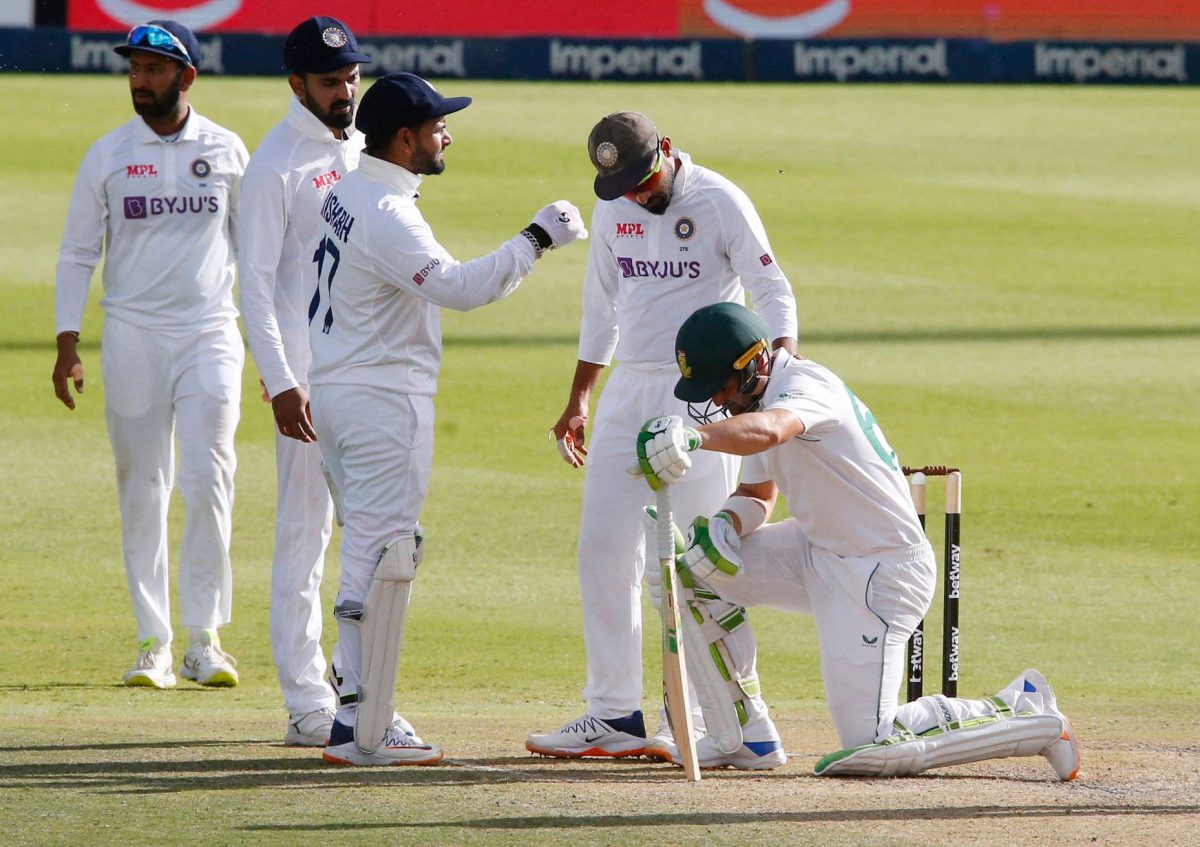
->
[321,191,356,243]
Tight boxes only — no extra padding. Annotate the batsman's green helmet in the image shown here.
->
[673,302,770,402]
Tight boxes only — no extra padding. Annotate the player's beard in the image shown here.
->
[410,145,446,176]
[302,84,355,131]
[131,75,183,120]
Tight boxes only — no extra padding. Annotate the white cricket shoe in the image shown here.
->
[323,718,443,766]
[1011,668,1081,781]
[180,629,239,687]
[284,707,335,747]
[646,712,785,770]
[525,711,648,758]
[123,639,176,689]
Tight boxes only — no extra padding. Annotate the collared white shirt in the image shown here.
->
[307,154,538,393]
[742,351,927,556]
[55,108,248,334]
[238,96,364,396]
[579,150,797,367]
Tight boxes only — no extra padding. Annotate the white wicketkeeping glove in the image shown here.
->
[681,514,743,589]
[635,415,701,491]
[533,200,589,248]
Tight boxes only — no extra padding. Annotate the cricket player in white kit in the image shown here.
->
[526,112,797,758]
[635,302,1081,778]
[238,16,372,748]
[52,21,247,689]
[306,72,589,766]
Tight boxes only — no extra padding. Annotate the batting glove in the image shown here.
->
[682,514,743,587]
[636,415,702,491]
[529,200,589,251]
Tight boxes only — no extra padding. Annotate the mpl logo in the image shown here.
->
[312,170,341,190]
[126,164,157,178]
[615,222,645,238]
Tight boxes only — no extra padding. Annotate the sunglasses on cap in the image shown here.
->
[126,24,192,65]
[624,150,665,199]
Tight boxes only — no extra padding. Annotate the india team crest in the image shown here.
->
[190,157,211,179]
[322,26,348,48]
[676,350,692,378]
[674,217,695,240]
[595,141,619,168]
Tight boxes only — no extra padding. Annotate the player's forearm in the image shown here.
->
[698,409,804,456]
[565,360,605,411]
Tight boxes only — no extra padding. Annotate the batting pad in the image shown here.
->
[354,535,418,754]
[815,712,1064,777]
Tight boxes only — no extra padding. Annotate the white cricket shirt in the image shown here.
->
[238,96,364,396]
[578,150,797,367]
[742,351,928,556]
[306,154,538,393]
[55,108,248,334]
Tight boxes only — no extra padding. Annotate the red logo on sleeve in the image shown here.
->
[313,170,341,190]
[759,253,773,266]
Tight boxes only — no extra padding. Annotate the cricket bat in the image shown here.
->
[656,487,701,781]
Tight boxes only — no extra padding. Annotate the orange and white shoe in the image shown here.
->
[1018,669,1081,781]
[525,712,647,758]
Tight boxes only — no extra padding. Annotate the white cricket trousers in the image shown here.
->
[579,364,738,718]
[717,519,936,747]
[101,315,243,646]
[310,384,434,723]
[270,428,335,715]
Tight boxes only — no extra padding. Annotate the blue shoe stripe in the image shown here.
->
[744,740,782,757]
[328,720,354,745]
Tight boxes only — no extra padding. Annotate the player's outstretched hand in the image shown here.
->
[636,414,701,491]
[533,200,589,248]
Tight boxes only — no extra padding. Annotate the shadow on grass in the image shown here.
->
[237,804,1200,831]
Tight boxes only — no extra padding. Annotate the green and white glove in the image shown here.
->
[636,415,702,491]
[682,514,743,587]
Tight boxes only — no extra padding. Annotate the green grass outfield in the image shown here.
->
[0,75,1197,846]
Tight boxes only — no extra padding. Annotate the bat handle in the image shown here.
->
[655,487,673,565]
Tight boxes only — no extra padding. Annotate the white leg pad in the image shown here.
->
[815,712,1066,777]
[354,535,418,754]
[676,567,760,754]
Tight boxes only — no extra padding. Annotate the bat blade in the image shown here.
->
[656,488,700,782]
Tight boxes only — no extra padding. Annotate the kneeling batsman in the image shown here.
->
[633,301,1081,779]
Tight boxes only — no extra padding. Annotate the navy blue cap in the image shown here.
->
[115,20,200,68]
[284,16,372,74]
[355,72,471,136]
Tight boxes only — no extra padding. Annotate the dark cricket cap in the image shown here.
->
[284,16,372,74]
[115,20,200,68]
[674,302,771,402]
[355,72,471,136]
[588,111,660,201]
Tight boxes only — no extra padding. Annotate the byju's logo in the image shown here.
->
[123,195,218,219]
[616,257,701,279]
[124,196,147,219]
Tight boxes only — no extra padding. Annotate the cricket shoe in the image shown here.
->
[181,629,239,687]
[646,713,785,770]
[1008,668,1081,781]
[525,711,647,758]
[284,707,336,747]
[123,638,176,689]
[323,718,443,766]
